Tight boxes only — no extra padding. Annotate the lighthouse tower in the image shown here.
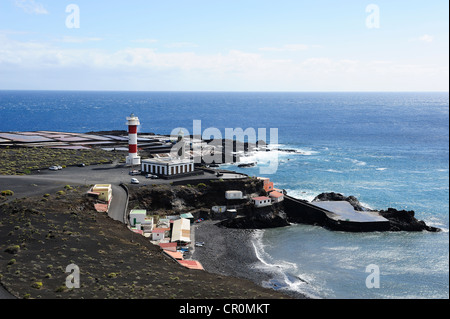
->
[126,113,141,166]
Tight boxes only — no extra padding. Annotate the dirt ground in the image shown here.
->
[0,186,289,299]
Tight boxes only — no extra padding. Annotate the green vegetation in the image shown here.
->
[0,147,126,175]
[31,281,43,289]
[1,190,14,196]
[4,245,20,254]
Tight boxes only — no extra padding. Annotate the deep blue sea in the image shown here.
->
[0,91,448,299]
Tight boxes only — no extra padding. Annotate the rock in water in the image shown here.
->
[379,208,441,232]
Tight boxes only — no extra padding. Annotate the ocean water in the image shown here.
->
[0,91,448,298]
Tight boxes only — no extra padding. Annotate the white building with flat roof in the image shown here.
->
[141,157,194,177]
[129,209,147,227]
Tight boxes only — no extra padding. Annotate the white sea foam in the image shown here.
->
[346,158,367,166]
[423,217,449,232]
[270,145,320,156]
[285,189,320,202]
[250,231,322,299]
[324,246,360,251]
[323,169,344,173]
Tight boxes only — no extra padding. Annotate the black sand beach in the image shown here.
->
[192,221,309,299]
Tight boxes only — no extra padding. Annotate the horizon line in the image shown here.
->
[0,89,448,94]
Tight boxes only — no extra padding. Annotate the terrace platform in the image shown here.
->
[311,201,388,223]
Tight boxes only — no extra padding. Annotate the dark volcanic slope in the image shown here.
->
[0,187,287,299]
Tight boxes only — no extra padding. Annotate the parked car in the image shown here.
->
[78,163,86,167]
[130,178,140,184]
[145,174,158,179]
[195,242,205,247]
[129,170,140,176]
[49,166,59,171]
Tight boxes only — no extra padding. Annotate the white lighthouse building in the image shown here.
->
[126,113,141,166]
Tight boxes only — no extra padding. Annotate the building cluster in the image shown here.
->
[246,177,284,208]
[128,210,203,270]
[212,177,284,217]
[251,177,284,207]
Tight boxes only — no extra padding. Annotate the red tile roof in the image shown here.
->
[269,191,284,198]
[163,250,183,260]
[178,260,204,270]
[159,242,177,249]
[152,228,167,233]
[252,196,271,201]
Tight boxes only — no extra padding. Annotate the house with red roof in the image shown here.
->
[252,196,272,208]
[269,191,284,203]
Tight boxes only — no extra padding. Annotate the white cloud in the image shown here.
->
[409,34,434,43]
[418,34,434,43]
[131,38,159,44]
[259,44,319,52]
[61,36,103,44]
[0,34,447,91]
[164,42,199,49]
[14,0,48,15]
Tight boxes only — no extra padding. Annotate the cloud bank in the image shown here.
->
[0,34,448,91]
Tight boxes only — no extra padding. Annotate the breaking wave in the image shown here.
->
[250,230,322,299]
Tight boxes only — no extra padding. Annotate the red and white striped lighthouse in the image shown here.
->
[126,113,141,166]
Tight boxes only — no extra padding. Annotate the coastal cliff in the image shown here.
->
[128,181,440,233]
[218,203,289,229]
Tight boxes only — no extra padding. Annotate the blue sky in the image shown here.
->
[0,0,448,91]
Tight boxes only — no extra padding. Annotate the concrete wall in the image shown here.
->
[284,195,390,232]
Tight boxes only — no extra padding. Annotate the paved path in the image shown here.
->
[108,185,128,223]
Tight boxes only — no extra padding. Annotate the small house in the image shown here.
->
[129,209,147,227]
[225,190,243,200]
[212,206,227,213]
[92,184,112,202]
[151,228,167,241]
[269,191,284,203]
[252,196,272,208]
[257,177,274,193]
